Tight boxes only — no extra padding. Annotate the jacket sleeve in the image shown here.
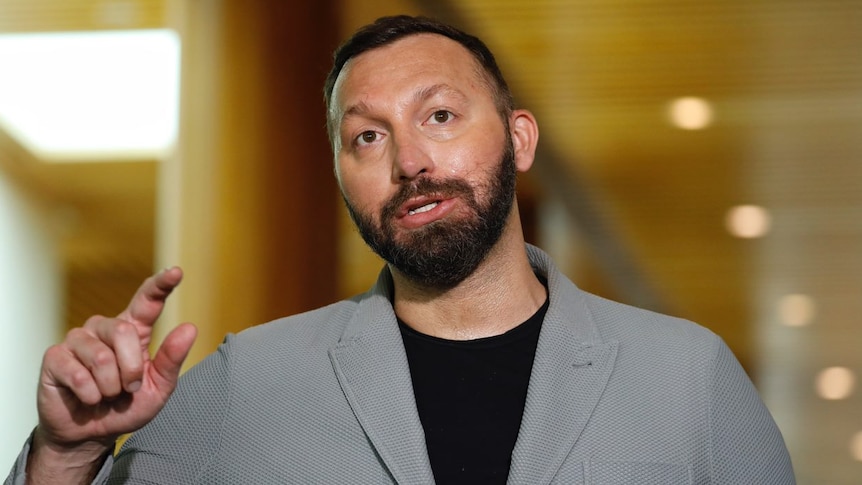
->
[3,431,114,485]
[5,432,34,485]
[707,337,795,484]
[105,338,233,484]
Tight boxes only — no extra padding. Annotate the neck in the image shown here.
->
[391,225,546,340]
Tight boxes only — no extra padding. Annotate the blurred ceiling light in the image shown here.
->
[668,96,714,130]
[777,294,816,327]
[725,204,772,239]
[851,431,862,462]
[815,367,856,400]
[0,29,180,161]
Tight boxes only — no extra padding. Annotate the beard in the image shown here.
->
[343,140,517,290]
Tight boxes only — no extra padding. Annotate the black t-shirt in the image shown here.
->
[399,296,549,484]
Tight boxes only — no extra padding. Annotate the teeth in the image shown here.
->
[408,201,438,215]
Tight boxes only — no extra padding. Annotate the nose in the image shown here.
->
[391,133,434,181]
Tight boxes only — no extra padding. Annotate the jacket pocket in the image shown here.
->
[585,460,693,484]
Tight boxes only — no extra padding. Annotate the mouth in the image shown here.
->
[393,195,456,229]
[399,194,446,218]
[407,200,440,216]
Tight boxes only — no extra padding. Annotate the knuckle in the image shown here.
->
[66,327,86,340]
[112,321,137,338]
[69,369,93,388]
[43,344,64,362]
[91,349,117,368]
[66,326,94,345]
[83,314,105,328]
[42,345,68,371]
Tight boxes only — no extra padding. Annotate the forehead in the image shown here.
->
[330,33,488,115]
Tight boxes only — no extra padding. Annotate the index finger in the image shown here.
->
[116,266,184,327]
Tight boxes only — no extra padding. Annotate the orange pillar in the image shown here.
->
[158,0,339,366]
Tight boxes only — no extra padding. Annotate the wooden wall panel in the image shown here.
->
[158,0,339,366]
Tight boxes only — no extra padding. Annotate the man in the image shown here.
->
[7,15,793,484]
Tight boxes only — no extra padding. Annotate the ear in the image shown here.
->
[509,109,539,173]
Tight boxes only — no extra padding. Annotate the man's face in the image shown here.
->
[330,34,517,288]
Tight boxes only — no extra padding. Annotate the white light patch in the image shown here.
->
[668,96,714,130]
[777,293,816,327]
[725,204,772,239]
[0,30,180,160]
[815,367,855,400]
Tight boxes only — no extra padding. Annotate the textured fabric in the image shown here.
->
[585,460,693,483]
[5,245,794,484]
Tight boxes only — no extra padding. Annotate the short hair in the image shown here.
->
[323,15,515,146]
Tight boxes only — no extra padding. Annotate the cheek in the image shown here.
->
[339,172,388,217]
[442,135,505,181]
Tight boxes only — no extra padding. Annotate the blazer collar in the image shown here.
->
[508,245,618,484]
[329,268,435,484]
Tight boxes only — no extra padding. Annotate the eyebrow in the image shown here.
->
[341,83,469,121]
[412,83,469,106]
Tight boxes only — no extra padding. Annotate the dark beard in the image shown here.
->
[344,142,517,290]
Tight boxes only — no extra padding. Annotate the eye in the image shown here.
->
[355,130,378,146]
[429,110,453,124]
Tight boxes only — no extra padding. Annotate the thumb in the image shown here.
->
[149,322,198,393]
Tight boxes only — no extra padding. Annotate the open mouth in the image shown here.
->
[408,201,439,215]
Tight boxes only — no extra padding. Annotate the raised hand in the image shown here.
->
[27,267,197,483]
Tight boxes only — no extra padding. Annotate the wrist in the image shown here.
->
[26,428,113,484]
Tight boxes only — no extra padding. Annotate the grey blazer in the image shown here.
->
[7,245,794,484]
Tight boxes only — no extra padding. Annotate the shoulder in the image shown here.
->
[225,295,364,358]
[562,288,726,383]
[531,243,720,357]
[583,291,719,352]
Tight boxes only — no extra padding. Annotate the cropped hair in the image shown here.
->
[323,15,515,146]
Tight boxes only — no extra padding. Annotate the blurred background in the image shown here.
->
[0,0,859,482]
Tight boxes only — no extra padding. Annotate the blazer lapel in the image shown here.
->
[329,270,435,485]
[508,247,619,484]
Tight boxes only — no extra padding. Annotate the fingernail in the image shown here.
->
[128,381,142,392]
